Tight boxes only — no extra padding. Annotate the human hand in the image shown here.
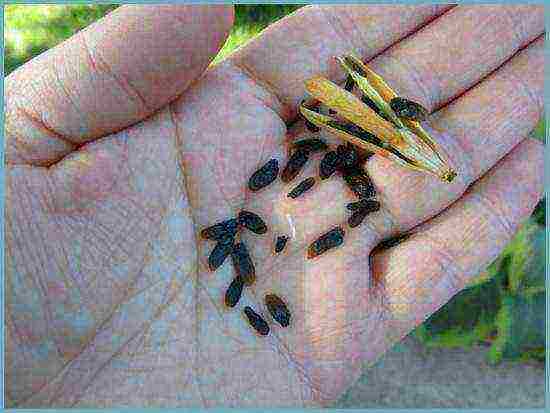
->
[5,4,544,407]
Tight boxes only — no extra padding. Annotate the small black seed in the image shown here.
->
[265,294,291,327]
[319,151,341,180]
[344,75,355,92]
[292,138,328,153]
[337,143,359,170]
[346,198,379,212]
[343,170,376,199]
[208,237,234,271]
[244,306,270,336]
[347,200,380,228]
[281,149,309,183]
[329,109,336,115]
[288,177,316,199]
[348,208,369,228]
[274,235,289,254]
[308,227,345,259]
[225,276,244,308]
[305,119,320,132]
[231,242,256,286]
[390,97,429,121]
[201,218,238,241]
[372,232,412,252]
[248,159,279,192]
[238,210,267,235]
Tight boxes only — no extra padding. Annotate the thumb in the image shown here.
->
[5,5,234,166]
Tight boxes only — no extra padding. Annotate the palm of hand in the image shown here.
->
[6,5,543,408]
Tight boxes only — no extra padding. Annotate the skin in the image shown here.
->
[4,4,544,407]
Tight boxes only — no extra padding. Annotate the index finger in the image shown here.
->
[228,4,453,120]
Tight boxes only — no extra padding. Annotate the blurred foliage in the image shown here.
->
[4,4,546,365]
[415,218,546,365]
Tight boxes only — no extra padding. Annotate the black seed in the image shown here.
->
[281,149,309,183]
[346,199,379,212]
[244,306,270,336]
[347,201,380,228]
[274,235,289,254]
[305,119,320,132]
[372,232,412,253]
[231,242,256,286]
[307,227,345,259]
[265,294,291,327]
[329,109,336,115]
[344,75,355,92]
[248,159,279,192]
[238,210,267,235]
[292,138,328,153]
[225,276,244,308]
[390,97,429,121]
[348,208,369,228]
[337,143,359,170]
[208,237,234,271]
[319,151,341,180]
[288,177,316,199]
[342,170,376,199]
[201,218,238,241]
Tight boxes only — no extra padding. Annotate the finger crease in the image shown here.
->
[230,60,290,119]
[82,34,151,115]
[16,105,79,151]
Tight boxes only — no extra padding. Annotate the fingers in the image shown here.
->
[228,4,453,119]
[5,5,234,166]
[372,137,544,337]
[366,34,544,229]
[367,5,544,112]
[432,36,544,184]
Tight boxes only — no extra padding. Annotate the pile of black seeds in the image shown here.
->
[200,87,387,336]
[201,204,293,335]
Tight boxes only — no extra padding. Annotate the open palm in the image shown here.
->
[5,5,544,407]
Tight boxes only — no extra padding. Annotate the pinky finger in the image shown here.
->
[371,137,544,337]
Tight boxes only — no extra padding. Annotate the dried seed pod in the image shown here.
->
[319,150,341,180]
[201,218,238,241]
[238,210,267,235]
[346,198,378,211]
[231,242,256,286]
[337,143,359,170]
[300,68,457,183]
[343,170,376,199]
[305,119,321,132]
[244,306,270,336]
[292,138,328,153]
[225,276,244,308]
[248,159,279,192]
[281,149,309,183]
[308,227,345,259]
[274,235,289,254]
[288,177,316,199]
[362,95,392,123]
[390,97,429,122]
[344,74,355,92]
[347,200,380,228]
[265,294,291,327]
[208,236,234,271]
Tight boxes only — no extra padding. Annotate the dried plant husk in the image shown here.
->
[300,54,457,183]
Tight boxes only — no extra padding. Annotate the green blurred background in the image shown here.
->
[4,4,546,366]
